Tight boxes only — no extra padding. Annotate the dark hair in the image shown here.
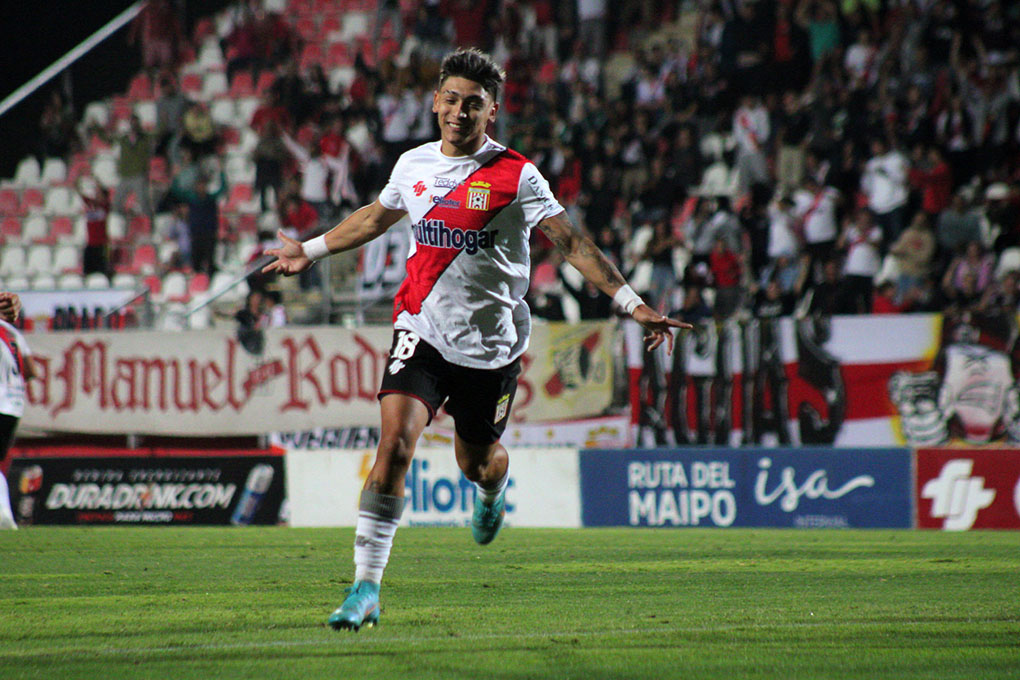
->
[439,48,505,101]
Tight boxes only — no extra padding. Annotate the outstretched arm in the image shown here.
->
[262,200,406,276]
[538,211,691,353]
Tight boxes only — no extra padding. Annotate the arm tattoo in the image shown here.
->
[579,238,625,287]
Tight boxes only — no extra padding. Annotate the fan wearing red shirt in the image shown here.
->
[78,178,112,278]
[709,236,744,319]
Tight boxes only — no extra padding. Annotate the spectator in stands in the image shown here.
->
[837,209,883,314]
[250,89,293,136]
[224,5,260,85]
[642,218,682,311]
[984,182,1020,254]
[807,258,844,316]
[167,202,191,270]
[128,0,185,74]
[774,91,811,192]
[871,280,906,314]
[978,268,1020,316]
[732,95,771,194]
[252,119,288,212]
[179,102,218,160]
[184,171,227,276]
[861,137,909,248]
[909,146,952,219]
[77,176,112,279]
[163,146,200,210]
[265,288,287,327]
[235,289,268,355]
[279,194,322,290]
[0,315,37,530]
[936,189,982,269]
[154,73,190,159]
[887,212,935,305]
[282,131,343,223]
[942,241,994,304]
[709,235,744,320]
[38,89,76,163]
[114,115,153,216]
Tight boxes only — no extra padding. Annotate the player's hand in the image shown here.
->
[632,304,692,354]
[0,292,22,323]
[262,230,314,276]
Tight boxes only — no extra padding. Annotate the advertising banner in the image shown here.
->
[627,311,1020,448]
[916,448,1020,530]
[6,454,285,526]
[271,415,630,452]
[580,448,912,528]
[22,321,614,435]
[285,447,581,528]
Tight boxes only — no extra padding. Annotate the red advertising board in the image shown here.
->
[916,449,1020,530]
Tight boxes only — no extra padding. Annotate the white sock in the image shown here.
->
[475,468,509,505]
[353,491,404,584]
[0,471,15,526]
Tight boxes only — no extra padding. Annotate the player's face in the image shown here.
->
[433,76,498,156]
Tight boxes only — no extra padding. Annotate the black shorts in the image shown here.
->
[378,330,521,445]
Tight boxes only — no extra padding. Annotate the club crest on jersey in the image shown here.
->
[467,181,491,211]
[413,181,428,196]
[412,219,498,255]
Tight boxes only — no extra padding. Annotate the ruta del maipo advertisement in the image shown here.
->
[6,454,285,526]
[580,448,912,528]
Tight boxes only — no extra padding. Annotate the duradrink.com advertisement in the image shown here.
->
[7,455,286,526]
[579,448,912,528]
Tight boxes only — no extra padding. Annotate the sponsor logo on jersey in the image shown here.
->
[494,393,510,423]
[413,181,428,196]
[434,177,459,189]
[430,195,462,208]
[412,219,498,255]
[466,181,491,211]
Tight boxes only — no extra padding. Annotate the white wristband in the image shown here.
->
[613,284,644,315]
[301,235,330,261]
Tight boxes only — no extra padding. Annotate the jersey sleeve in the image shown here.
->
[517,162,564,227]
[378,155,407,211]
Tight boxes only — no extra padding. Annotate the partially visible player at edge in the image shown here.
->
[264,48,691,632]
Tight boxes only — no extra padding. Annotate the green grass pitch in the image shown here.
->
[0,527,1017,679]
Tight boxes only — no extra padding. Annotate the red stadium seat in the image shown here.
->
[189,272,210,296]
[130,244,158,274]
[128,215,152,241]
[1,217,22,242]
[295,16,317,41]
[225,183,254,212]
[50,216,74,242]
[127,73,152,101]
[298,43,322,70]
[21,188,44,213]
[180,73,203,98]
[255,70,277,96]
[229,71,255,98]
[0,188,21,216]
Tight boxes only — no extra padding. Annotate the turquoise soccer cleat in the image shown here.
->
[471,489,506,545]
[328,580,381,631]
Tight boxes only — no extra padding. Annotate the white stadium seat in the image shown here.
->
[112,272,139,289]
[58,273,85,290]
[14,157,41,186]
[202,72,229,101]
[134,101,158,130]
[22,214,50,242]
[40,157,68,184]
[43,186,79,216]
[235,97,260,127]
[92,154,119,187]
[210,99,237,126]
[83,101,110,129]
[85,272,110,289]
[31,274,57,290]
[107,212,127,241]
[52,244,80,273]
[0,247,26,278]
[198,38,225,72]
[24,245,54,277]
[161,271,188,302]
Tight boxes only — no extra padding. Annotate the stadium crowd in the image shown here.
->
[14,0,1020,327]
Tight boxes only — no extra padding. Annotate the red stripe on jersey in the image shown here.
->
[0,327,25,376]
[394,149,529,319]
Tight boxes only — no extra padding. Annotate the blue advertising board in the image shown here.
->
[580,448,912,528]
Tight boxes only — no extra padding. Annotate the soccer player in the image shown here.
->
[263,48,690,631]
[0,311,37,529]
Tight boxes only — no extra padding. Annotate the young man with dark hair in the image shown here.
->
[264,48,689,631]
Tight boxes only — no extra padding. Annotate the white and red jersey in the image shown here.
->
[0,320,31,418]
[378,136,564,369]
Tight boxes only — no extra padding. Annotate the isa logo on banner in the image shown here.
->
[579,448,911,528]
